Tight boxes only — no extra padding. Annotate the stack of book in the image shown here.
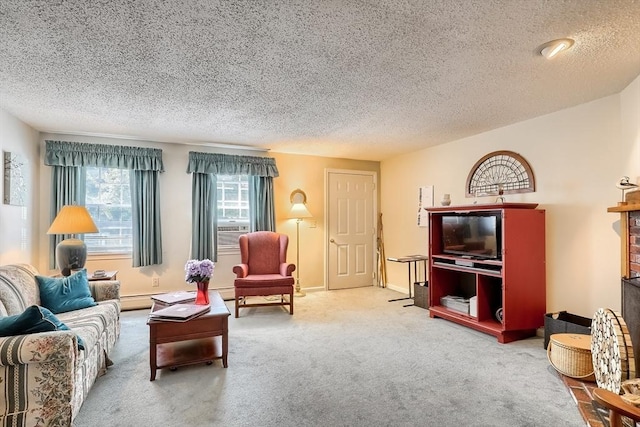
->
[148,303,210,322]
[151,291,196,305]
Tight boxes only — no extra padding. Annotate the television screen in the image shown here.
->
[441,213,501,259]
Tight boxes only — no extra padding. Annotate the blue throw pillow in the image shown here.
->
[0,305,85,349]
[36,269,97,314]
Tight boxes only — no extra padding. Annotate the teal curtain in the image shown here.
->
[249,176,275,231]
[46,140,164,267]
[130,170,163,267]
[49,166,82,269]
[191,173,216,261]
[186,152,278,177]
[187,151,278,258]
[45,140,164,171]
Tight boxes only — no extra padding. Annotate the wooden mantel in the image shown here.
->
[608,192,640,278]
[607,203,640,213]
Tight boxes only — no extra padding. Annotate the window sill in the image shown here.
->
[217,247,240,255]
[88,253,132,261]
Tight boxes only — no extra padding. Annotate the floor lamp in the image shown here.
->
[289,189,312,297]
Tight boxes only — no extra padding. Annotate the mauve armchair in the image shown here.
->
[233,231,296,318]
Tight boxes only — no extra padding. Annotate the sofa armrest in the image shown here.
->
[89,280,120,302]
[0,331,77,426]
[233,264,249,278]
[0,330,77,366]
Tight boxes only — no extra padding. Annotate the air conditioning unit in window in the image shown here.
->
[217,223,249,247]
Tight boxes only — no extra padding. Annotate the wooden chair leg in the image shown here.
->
[608,410,622,427]
[290,290,294,315]
[235,295,240,318]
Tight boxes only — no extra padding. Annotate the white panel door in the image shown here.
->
[327,170,376,290]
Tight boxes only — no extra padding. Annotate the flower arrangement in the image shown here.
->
[184,259,215,283]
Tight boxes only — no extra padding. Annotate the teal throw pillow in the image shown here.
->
[0,305,85,349]
[36,269,97,314]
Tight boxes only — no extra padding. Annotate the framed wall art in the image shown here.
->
[3,151,28,206]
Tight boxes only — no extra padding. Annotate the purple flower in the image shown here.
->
[184,259,215,283]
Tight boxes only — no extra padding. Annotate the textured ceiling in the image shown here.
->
[1,1,639,161]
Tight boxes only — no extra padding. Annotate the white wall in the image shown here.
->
[620,75,640,185]
[0,110,39,264]
[381,74,640,318]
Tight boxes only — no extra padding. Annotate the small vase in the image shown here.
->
[195,281,210,305]
[441,194,451,206]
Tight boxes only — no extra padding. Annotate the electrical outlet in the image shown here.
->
[152,277,160,287]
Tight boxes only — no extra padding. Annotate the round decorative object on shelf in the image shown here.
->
[495,307,503,323]
[591,308,636,393]
[441,194,451,206]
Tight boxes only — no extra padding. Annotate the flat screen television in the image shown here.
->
[441,212,502,260]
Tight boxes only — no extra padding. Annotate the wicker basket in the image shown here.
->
[547,333,595,381]
[621,378,640,407]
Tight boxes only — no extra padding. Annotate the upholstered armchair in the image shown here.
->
[232,231,296,318]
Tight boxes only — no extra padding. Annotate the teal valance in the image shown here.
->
[187,152,279,177]
[45,140,164,171]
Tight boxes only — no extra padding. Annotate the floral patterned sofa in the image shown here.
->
[0,264,120,427]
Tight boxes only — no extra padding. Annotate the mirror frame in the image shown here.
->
[290,188,307,204]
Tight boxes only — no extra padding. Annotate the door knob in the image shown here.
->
[330,238,335,243]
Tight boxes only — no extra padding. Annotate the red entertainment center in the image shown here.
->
[426,203,546,343]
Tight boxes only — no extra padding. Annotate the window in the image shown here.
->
[84,167,133,254]
[217,175,249,249]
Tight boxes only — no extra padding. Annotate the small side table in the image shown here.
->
[88,270,118,281]
[387,255,428,307]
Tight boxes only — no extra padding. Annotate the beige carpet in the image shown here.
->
[74,287,584,426]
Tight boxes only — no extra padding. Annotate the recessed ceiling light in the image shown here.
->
[539,38,575,60]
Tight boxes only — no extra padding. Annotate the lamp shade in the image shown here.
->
[289,202,312,219]
[47,205,99,235]
[47,205,98,276]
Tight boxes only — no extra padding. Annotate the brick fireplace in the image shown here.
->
[630,210,640,278]
[607,192,640,279]
[624,210,640,372]
[608,196,640,373]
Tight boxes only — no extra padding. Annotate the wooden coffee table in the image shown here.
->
[147,290,230,381]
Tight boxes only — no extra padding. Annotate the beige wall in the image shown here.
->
[0,110,40,265]
[381,74,640,318]
[270,152,380,290]
[620,74,640,181]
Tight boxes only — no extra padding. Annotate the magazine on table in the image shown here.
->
[151,291,196,305]
[149,303,210,322]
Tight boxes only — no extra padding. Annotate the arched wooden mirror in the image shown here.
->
[290,188,307,204]
[465,150,535,198]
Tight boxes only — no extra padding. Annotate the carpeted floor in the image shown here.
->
[74,287,585,426]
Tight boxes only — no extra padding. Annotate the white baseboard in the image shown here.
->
[121,295,152,311]
[385,283,408,295]
[121,285,339,310]
[121,286,237,311]
[298,286,325,293]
